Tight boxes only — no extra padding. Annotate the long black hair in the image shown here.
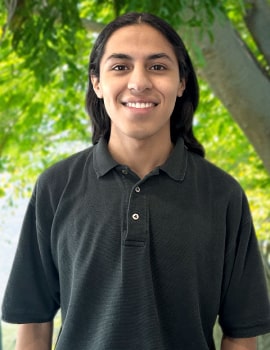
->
[86,12,204,157]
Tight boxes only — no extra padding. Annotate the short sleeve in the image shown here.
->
[219,191,270,337]
[1,184,60,323]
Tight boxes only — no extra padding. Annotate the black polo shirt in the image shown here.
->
[2,137,270,349]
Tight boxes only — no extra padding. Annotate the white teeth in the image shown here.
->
[126,102,155,109]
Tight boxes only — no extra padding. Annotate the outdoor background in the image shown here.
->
[0,0,270,349]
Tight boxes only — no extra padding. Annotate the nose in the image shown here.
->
[127,66,152,92]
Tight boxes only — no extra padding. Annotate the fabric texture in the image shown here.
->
[2,137,270,349]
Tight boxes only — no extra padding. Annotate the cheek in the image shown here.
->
[102,91,119,117]
[161,79,182,98]
[166,86,181,103]
[102,85,122,107]
[163,87,179,114]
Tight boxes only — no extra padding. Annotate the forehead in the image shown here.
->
[102,24,177,61]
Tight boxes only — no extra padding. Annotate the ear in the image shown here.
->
[91,75,103,98]
[177,79,186,97]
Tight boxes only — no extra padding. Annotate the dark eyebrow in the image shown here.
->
[147,53,174,62]
[105,54,132,62]
[105,53,174,63]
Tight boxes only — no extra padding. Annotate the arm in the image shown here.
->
[221,336,257,350]
[15,321,53,350]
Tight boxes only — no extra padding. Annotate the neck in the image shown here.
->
[108,135,173,179]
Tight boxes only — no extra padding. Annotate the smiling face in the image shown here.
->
[91,24,185,145]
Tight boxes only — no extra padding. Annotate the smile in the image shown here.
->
[124,102,156,109]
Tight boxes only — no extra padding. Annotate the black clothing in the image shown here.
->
[2,137,270,349]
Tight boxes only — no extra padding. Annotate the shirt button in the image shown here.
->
[122,169,128,175]
[135,186,140,193]
[132,213,140,221]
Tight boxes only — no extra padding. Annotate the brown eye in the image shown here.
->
[150,64,166,71]
[112,65,128,71]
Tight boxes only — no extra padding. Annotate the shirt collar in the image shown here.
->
[93,136,188,182]
[93,138,118,178]
[159,137,188,182]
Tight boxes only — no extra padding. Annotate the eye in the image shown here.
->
[112,65,128,71]
[150,64,166,71]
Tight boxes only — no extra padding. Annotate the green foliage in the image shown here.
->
[0,7,91,197]
[5,0,82,84]
[224,0,269,74]
[195,80,270,240]
[0,0,269,242]
[116,0,224,28]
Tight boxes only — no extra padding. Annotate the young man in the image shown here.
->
[2,12,270,350]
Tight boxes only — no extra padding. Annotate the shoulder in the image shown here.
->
[186,151,249,213]
[187,151,255,233]
[34,145,94,200]
[188,150,241,191]
[40,145,93,181]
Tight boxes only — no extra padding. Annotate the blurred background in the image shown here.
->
[1,0,270,348]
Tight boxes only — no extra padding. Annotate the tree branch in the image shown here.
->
[183,10,270,173]
[81,18,104,33]
[244,0,270,67]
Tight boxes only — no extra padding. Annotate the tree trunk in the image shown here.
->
[183,11,270,174]
[244,0,270,66]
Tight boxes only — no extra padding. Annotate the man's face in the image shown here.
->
[92,24,185,144]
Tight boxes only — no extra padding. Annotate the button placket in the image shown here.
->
[125,183,148,246]
[132,185,141,222]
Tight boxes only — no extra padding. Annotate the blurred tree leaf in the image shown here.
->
[0,0,269,241]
